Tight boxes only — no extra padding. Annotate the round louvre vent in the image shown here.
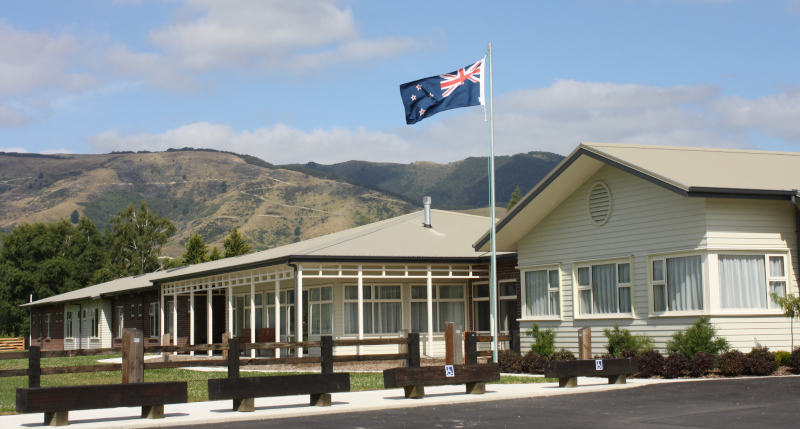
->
[587,182,611,226]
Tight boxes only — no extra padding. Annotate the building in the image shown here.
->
[474,143,800,354]
[25,208,520,357]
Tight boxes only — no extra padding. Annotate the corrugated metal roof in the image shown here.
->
[475,142,800,252]
[26,210,503,307]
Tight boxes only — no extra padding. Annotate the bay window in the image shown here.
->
[719,254,787,310]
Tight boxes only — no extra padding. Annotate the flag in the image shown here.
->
[400,58,484,125]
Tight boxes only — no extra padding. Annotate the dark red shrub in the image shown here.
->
[718,350,746,376]
[745,346,775,376]
[663,353,688,379]
[637,350,665,378]
[690,351,715,377]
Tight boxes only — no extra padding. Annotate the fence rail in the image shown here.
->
[0,337,25,351]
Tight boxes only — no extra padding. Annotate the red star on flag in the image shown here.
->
[419,107,425,116]
[411,94,417,101]
[416,84,422,91]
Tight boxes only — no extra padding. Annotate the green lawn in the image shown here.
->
[0,354,554,414]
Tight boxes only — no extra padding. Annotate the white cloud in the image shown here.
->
[0,147,30,153]
[39,148,74,154]
[148,0,422,72]
[0,104,31,127]
[712,88,800,142]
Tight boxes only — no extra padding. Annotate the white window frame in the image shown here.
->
[649,252,706,317]
[473,281,517,333]
[519,265,561,321]
[45,314,51,338]
[410,284,467,333]
[116,306,124,338]
[65,311,73,339]
[308,285,333,336]
[714,252,790,314]
[131,304,135,318]
[149,303,159,337]
[343,284,403,335]
[138,304,143,317]
[574,259,633,319]
[91,308,100,338]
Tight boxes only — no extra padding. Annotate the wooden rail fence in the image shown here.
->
[0,337,25,352]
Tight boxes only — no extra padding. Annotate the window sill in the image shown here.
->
[649,311,706,318]
[574,314,634,321]
[710,310,785,317]
[518,316,562,322]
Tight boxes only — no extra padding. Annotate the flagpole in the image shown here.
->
[485,43,498,363]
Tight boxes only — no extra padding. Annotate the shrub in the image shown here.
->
[666,316,731,358]
[792,347,800,372]
[663,353,688,379]
[690,351,715,377]
[718,350,746,376]
[637,350,665,378]
[746,346,776,376]
[621,349,639,358]
[602,324,655,357]
[549,348,576,361]
[774,350,791,367]
[526,324,556,358]
[498,349,521,373]
[514,351,547,374]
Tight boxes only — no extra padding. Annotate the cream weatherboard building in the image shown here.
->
[475,143,800,354]
[24,209,519,357]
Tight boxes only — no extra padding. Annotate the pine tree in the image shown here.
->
[208,246,222,261]
[182,233,208,265]
[506,186,522,211]
[223,226,252,258]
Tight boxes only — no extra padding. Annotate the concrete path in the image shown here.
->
[1,376,682,428]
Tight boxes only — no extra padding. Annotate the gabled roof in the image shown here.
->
[474,143,800,252]
[26,210,507,307]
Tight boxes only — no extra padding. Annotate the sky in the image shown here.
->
[1,0,800,165]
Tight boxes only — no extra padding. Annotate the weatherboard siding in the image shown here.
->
[515,164,797,354]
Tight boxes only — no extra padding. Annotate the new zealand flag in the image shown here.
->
[400,58,484,125]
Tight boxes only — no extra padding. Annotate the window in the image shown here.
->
[576,262,632,315]
[138,304,143,317]
[344,285,401,334]
[131,305,135,318]
[473,282,517,332]
[91,308,100,338]
[652,255,703,312]
[167,301,174,337]
[719,254,787,310]
[65,311,73,339]
[524,269,561,317]
[411,285,466,333]
[117,306,124,338]
[149,303,159,337]
[308,286,333,335]
[45,314,51,338]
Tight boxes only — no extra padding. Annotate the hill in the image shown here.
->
[0,150,417,258]
[287,151,564,210]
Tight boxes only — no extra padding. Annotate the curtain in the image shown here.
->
[374,302,401,333]
[667,255,703,311]
[592,264,617,314]
[344,302,372,334]
[321,303,332,335]
[525,271,548,316]
[580,290,592,314]
[549,291,560,316]
[411,302,437,332]
[439,302,465,331]
[770,282,786,309]
[618,287,631,313]
[770,256,785,277]
[499,299,517,331]
[719,255,766,309]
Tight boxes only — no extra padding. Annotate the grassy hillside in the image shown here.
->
[290,151,564,209]
[0,150,417,258]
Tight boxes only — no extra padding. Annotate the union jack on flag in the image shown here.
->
[399,57,485,125]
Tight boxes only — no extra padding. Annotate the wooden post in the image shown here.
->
[397,329,408,367]
[162,333,170,362]
[445,322,463,365]
[407,332,421,368]
[28,346,40,388]
[222,332,230,360]
[321,336,333,374]
[464,332,478,366]
[228,338,240,379]
[578,327,591,360]
[509,330,520,355]
[122,328,144,384]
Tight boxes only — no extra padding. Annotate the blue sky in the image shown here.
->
[1,0,799,164]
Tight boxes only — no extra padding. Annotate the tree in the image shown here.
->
[506,186,522,211]
[771,293,800,349]
[223,226,252,258]
[182,233,208,265]
[0,217,105,336]
[70,210,80,224]
[208,246,222,261]
[102,202,177,278]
